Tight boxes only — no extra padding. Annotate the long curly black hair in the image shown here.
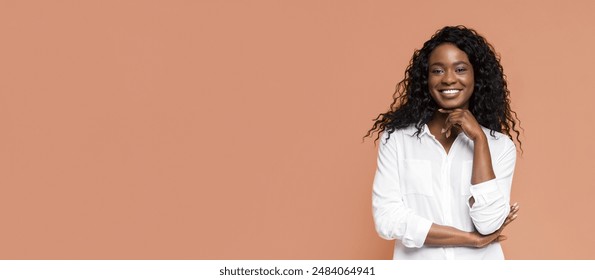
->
[364,25,522,150]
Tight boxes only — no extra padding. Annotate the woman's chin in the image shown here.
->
[437,102,469,110]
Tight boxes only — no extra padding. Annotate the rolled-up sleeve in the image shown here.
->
[372,131,433,248]
[467,139,516,235]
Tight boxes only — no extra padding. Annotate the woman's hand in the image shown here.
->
[438,108,484,141]
[472,203,520,248]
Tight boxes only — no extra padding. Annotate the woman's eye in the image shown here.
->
[431,69,443,74]
[455,68,467,73]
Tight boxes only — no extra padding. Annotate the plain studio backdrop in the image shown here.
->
[0,0,594,259]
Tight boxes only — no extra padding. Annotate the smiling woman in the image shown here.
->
[364,26,523,260]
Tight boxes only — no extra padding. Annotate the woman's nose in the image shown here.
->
[441,70,457,84]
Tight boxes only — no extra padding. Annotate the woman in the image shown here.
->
[365,26,522,260]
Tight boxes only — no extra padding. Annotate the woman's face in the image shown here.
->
[427,43,475,110]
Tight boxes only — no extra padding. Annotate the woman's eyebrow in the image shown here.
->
[429,61,470,67]
[453,61,471,66]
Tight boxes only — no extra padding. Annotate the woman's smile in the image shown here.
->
[439,88,463,95]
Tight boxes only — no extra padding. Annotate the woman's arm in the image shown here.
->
[470,134,496,186]
[372,131,434,248]
[466,134,495,207]
[440,108,516,234]
[424,203,519,247]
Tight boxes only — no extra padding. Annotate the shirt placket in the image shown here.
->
[443,154,455,260]
[428,132,459,260]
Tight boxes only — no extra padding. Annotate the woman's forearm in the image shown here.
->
[424,204,518,248]
[424,223,476,247]
[471,134,496,185]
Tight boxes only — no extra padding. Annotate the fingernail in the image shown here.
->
[512,214,517,219]
[513,202,518,207]
[441,128,446,133]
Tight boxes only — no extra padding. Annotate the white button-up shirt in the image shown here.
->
[372,124,516,260]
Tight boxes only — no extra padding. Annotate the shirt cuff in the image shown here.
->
[402,216,432,248]
[467,178,499,207]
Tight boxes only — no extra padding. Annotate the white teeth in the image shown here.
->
[441,89,460,94]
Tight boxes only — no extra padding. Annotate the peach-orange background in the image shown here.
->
[0,0,593,259]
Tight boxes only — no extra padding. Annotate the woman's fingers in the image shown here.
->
[502,214,517,227]
[509,202,520,217]
[440,110,465,138]
[512,202,520,213]
[441,113,458,138]
[477,203,520,247]
[438,108,463,114]
[502,204,519,227]
[437,109,484,141]
[441,124,453,138]
[502,217,512,227]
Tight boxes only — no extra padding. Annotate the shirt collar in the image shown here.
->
[403,123,429,137]
[402,123,501,140]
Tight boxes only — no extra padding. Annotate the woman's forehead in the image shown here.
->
[429,43,470,64]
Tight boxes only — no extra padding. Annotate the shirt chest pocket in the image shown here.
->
[399,159,433,197]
